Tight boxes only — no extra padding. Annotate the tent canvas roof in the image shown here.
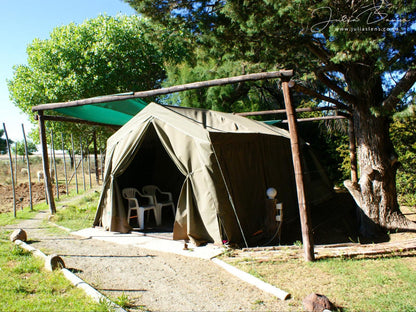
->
[95,103,333,246]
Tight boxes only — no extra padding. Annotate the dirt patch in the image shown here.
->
[0,182,67,213]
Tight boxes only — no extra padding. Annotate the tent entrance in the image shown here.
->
[116,124,185,232]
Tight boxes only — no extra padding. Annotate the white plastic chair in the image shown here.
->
[142,185,175,222]
[122,188,161,229]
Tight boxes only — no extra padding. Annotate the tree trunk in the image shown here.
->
[345,101,416,238]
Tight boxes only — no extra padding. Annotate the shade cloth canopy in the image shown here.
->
[54,96,148,126]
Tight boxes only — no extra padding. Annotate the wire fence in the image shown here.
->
[1,123,105,217]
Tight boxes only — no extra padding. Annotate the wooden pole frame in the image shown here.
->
[31,70,319,261]
[37,112,56,214]
[282,79,315,262]
[32,70,293,112]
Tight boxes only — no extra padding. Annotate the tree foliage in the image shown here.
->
[126,0,416,234]
[391,105,416,205]
[11,140,37,157]
[0,130,14,155]
[8,14,190,150]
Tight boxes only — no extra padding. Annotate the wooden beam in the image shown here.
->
[32,70,293,112]
[38,111,56,214]
[281,79,315,262]
[281,115,346,123]
[236,106,339,117]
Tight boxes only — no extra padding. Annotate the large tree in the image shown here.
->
[125,0,416,237]
[8,14,190,150]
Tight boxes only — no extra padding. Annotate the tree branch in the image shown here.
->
[293,83,352,112]
[316,70,357,105]
[306,40,332,65]
[382,68,416,112]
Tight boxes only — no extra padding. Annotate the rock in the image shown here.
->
[10,229,27,242]
[303,293,333,312]
[45,254,65,271]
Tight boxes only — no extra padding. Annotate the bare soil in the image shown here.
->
[0,182,67,213]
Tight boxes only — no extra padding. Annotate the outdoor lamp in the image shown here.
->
[266,187,277,199]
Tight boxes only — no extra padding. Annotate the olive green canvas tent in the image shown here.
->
[93,103,333,246]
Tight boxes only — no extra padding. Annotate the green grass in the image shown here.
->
[0,232,108,311]
[223,252,416,311]
[52,189,100,231]
[0,203,47,227]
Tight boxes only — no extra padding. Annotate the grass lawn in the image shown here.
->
[221,249,416,311]
[0,232,107,311]
[2,187,416,311]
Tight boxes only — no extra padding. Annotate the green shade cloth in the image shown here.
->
[55,98,148,126]
[263,119,282,125]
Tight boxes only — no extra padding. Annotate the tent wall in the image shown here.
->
[94,103,334,247]
[210,132,299,245]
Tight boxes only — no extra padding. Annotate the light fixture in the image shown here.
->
[266,187,277,199]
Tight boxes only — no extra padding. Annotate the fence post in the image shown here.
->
[71,134,78,194]
[87,142,92,189]
[61,133,69,195]
[22,124,33,211]
[80,137,86,191]
[51,130,59,199]
[14,142,18,185]
[3,123,16,217]
[93,131,99,184]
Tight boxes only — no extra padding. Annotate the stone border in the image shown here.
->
[211,258,290,300]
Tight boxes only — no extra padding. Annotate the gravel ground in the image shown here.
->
[4,212,294,312]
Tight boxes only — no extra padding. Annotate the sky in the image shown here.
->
[0,0,136,142]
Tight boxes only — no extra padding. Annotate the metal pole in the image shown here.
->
[282,79,314,262]
[3,123,16,217]
[37,112,56,214]
[22,124,33,211]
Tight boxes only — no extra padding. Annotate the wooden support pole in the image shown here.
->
[281,79,314,262]
[3,123,16,217]
[37,112,56,214]
[348,118,358,184]
[22,124,33,211]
